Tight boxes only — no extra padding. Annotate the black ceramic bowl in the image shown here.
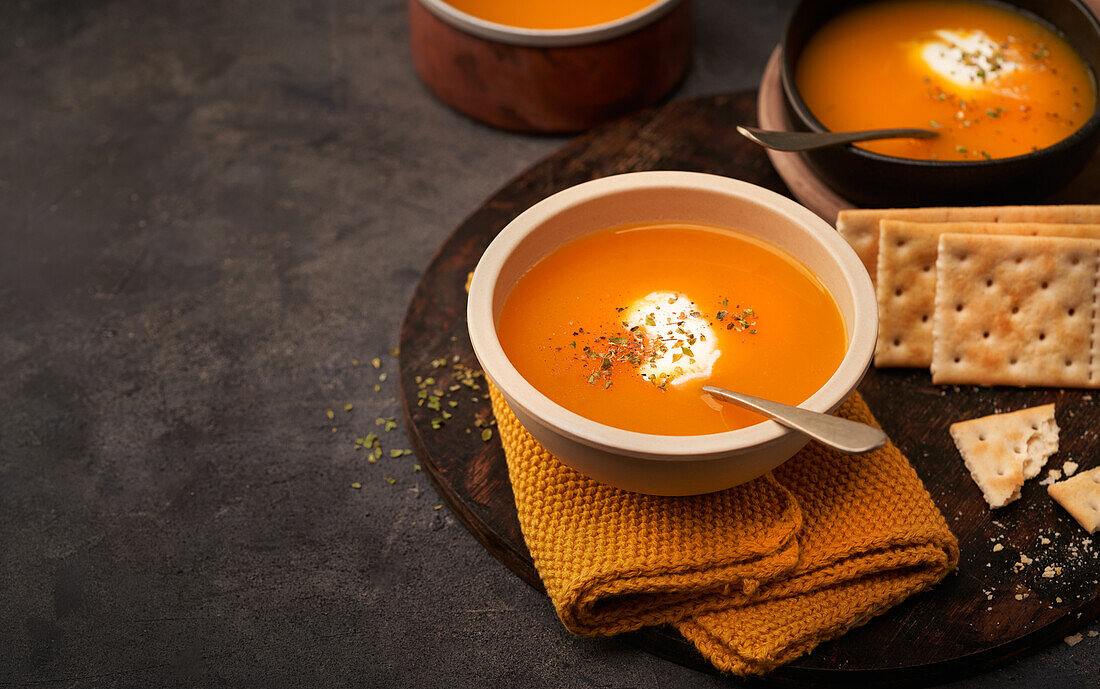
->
[781,0,1100,207]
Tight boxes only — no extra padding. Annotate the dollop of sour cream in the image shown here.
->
[918,29,1019,88]
[623,291,720,387]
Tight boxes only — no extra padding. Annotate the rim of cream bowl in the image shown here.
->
[467,171,877,461]
[416,0,682,47]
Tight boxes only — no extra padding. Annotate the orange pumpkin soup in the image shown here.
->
[496,223,847,435]
[795,0,1097,161]
[444,0,660,30]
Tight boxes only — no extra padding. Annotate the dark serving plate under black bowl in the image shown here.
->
[781,0,1100,207]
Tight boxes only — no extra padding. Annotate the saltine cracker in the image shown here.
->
[874,221,1100,368]
[931,234,1100,388]
[836,206,1100,283]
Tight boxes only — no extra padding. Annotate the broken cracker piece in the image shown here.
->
[931,233,1100,388]
[1048,466,1100,533]
[949,403,1060,508]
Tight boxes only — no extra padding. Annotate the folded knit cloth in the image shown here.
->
[490,385,959,675]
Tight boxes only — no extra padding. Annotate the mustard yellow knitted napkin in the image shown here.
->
[490,386,959,676]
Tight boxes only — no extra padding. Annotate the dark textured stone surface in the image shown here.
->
[0,1,1095,687]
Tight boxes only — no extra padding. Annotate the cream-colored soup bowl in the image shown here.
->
[467,171,876,495]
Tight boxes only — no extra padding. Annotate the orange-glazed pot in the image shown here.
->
[408,0,692,133]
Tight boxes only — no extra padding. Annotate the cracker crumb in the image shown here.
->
[1062,461,1078,477]
[1039,536,1051,545]
[1089,631,1098,638]
[1015,594,1024,600]
[1039,468,1062,486]
[992,543,1004,552]
[1064,633,1083,647]
[1056,597,1063,603]
[1013,553,1034,573]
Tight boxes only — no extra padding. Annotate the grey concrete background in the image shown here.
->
[0,0,1096,686]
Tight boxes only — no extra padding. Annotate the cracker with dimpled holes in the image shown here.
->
[874,221,1100,368]
[949,404,1059,509]
[835,205,1100,283]
[1048,466,1100,533]
[931,233,1100,388]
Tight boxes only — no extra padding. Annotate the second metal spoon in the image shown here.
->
[737,125,938,152]
[702,385,887,455]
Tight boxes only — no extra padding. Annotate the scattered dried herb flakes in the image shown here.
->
[350,482,362,489]
[344,403,354,412]
[413,464,421,472]
[481,428,493,442]
[390,348,400,357]
[433,504,442,510]
[385,477,396,485]
[355,433,385,463]
[371,357,382,369]
[325,409,335,420]
[414,361,488,434]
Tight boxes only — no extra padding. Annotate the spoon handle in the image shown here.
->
[737,125,938,152]
[702,385,888,454]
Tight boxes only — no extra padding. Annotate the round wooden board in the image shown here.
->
[757,45,1100,220]
[398,91,1100,687]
